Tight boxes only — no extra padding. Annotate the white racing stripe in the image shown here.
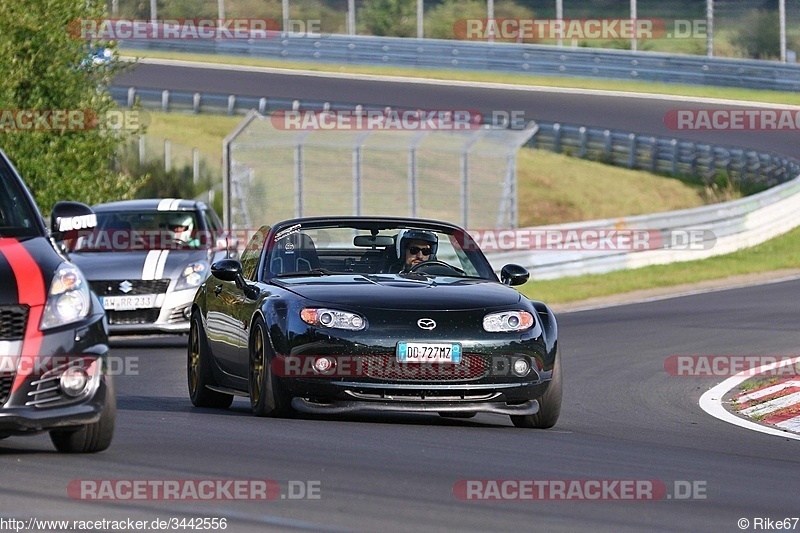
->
[142,250,161,280]
[157,198,177,211]
[155,250,170,279]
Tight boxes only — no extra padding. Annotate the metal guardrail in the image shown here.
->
[487,175,800,280]
[121,33,800,92]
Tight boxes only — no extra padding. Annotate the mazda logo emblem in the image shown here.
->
[417,318,436,330]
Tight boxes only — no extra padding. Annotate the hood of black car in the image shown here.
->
[275,274,522,311]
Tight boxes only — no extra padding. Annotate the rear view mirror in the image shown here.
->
[50,201,96,242]
[354,235,394,247]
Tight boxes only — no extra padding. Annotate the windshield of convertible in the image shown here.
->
[70,211,207,252]
[264,221,496,280]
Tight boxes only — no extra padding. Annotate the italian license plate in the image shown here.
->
[397,342,462,364]
[102,294,156,311]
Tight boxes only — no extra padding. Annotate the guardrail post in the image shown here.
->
[161,90,169,112]
[258,98,267,114]
[553,123,562,153]
[650,137,658,173]
[603,130,612,162]
[127,87,136,108]
[193,92,201,113]
[628,133,636,169]
[139,135,145,167]
[164,140,171,173]
[227,95,236,116]
[578,127,587,158]
[671,139,679,176]
[193,148,199,185]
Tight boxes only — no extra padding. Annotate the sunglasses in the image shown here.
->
[407,246,432,255]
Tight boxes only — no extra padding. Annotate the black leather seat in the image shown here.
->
[270,232,320,274]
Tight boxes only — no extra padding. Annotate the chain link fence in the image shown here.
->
[223,111,537,230]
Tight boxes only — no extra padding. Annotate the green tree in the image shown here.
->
[731,9,783,60]
[0,0,140,212]
[359,0,416,37]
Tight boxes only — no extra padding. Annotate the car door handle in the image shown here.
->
[214,284,223,296]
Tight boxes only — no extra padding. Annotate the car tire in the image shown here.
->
[188,312,233,409]
[249,317,292,418]
[50,376,116,453]
[510,352,562,429]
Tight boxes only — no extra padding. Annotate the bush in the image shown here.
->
[730,9,790,60]
[426,0,535,41]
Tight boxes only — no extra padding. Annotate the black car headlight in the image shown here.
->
[41,263,91,330]
[175,262,208,291]
[300,308,367,331]
[483,311,534,332]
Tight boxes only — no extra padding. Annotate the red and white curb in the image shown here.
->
[734,379,800,431]
[699,357,800,441]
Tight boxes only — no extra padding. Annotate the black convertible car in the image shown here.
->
[188,217,561,428]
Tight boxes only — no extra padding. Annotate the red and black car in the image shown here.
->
[0,150,114,452]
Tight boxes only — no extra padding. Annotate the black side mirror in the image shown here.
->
[212,259,257,298]
[500,264,530,286]
[50,201,96,242]
[211,259,243,282]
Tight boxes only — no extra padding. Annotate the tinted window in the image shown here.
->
[0,160,41,238]
[72,210,204,251]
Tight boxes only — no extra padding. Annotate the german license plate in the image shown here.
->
[397,342,461,364]
[102,294,156,311]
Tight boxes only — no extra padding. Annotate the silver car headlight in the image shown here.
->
[483,310,534,332]
[40,263,91,330]
[300,308,367,331]
[175,262,208,291]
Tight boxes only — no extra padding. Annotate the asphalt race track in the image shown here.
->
[1,63,798,532]
[115,60,800,158]
[2,279,799,532]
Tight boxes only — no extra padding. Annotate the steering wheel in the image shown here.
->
[407,260,466,275]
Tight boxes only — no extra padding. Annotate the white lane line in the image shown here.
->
[738,380,800,402]
[126,57,800,110]
[740,392,800,417]
[699,356,800,441]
